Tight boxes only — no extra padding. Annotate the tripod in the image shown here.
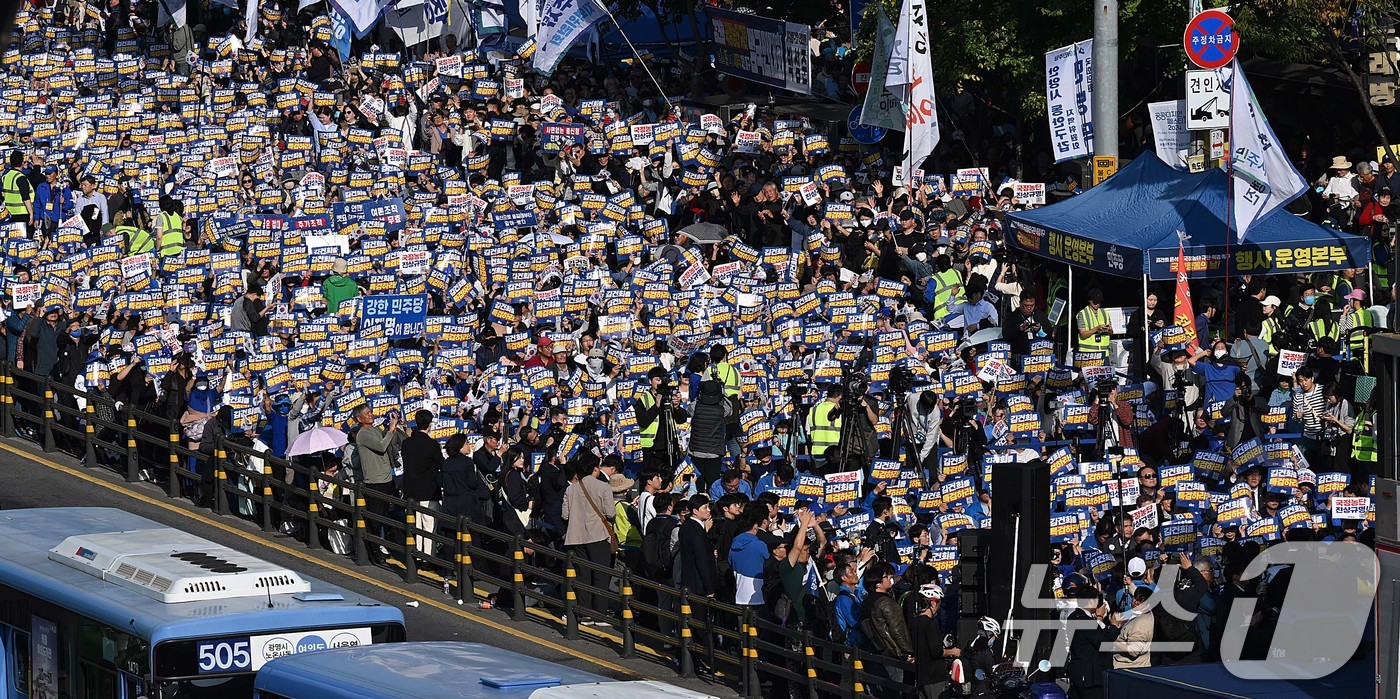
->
[887,392,922,478]
[784,385,811,470]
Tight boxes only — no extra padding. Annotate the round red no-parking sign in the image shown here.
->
[1183,9,1238,69]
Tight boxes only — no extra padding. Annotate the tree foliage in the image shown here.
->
[853,0,1192,116]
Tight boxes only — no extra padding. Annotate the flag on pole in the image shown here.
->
[157,0,187,28]
[1221,58,1307,242]
[885,0,939,174]
[859,6,903,132]
[1172,233,1200,352]
[533,0,609,76]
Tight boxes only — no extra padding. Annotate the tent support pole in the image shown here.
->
[1142,274,1150,376]
[1066,264,1075,364]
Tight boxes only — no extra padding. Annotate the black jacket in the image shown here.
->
[1066,607,1120,690]
[674,518,718,596]
[439,454,493,525]
[400,431,444,501]
[862,590,912,657]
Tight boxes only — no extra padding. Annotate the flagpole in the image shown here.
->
[586,0,675,113]
[1223,60,1234,342]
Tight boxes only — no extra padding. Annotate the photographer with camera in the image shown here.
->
[1002,295,1050,357]
[636,366,689,477]
[832,379,880,462]
[1086,379,1135,453]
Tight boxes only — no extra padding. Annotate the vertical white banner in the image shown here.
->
[1045,44,1088,162]
[1074,39,1095,147]
[1148,99,1190,169]
[860,6,903,131]
[887,0,937,173]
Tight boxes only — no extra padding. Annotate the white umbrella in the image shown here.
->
[286,426,349,457]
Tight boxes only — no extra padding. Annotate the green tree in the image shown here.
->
[1234,0,1396,148]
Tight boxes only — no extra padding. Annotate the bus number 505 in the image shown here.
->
[197,640,252,673]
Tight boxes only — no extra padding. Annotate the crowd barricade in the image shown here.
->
[0,362,914,698]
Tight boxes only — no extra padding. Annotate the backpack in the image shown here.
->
[641,516,680,578]
[813,586,843,643]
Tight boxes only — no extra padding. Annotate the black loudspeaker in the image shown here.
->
[988,459,1053,663]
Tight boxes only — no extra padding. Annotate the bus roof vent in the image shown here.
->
[47,529,311,603]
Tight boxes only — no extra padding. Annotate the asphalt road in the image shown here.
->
[0,436,738,697]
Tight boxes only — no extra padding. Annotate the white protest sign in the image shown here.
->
[735,130,761,154]
[397,249,430,276]
[891,166,906,187]
[799,181,822,206]
[976,357,1015,383]
[305,234,350,255]
[1278,349,1306,377]
[1331,496,1370,520]
[1129,501,1159,530]
[1013,182,1045,205]
[11,283,40,309]
[504,77,524,99]
[121,253,153,281]
[205,156,237,179]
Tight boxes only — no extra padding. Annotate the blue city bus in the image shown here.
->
[0,508,405,699]
[253,642,719,699]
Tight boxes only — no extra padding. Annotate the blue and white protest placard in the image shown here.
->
[363,294,429,339]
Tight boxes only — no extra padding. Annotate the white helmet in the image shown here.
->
[977,616,1001,637]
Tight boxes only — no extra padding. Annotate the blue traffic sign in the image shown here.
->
[847,106,888,145]
[1183,9,1238,70]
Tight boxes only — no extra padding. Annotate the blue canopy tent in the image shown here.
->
[1004,152,1369,281]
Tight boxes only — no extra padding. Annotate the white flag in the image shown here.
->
[533,0,608,76]
[887,0,938,174]
[244,0,260,43]
[157,0,187,27]
[1221,59,1307,242]
[859,6,903,132]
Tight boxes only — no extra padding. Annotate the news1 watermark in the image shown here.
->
[999,542,1377,680]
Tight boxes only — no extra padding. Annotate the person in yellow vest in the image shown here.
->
[807,384,844,468]
[635,366,688,477]
[1076,288,1112,353]
[926,254,964,320]
[708,344,742,457]
[1350,401,1378,482]
[1307,298,1340,348]
[1338,288,1373,358]
[1,150,33,236]
[115,213,154,256]
[1258,295,1282,355]
[154,196,185,257]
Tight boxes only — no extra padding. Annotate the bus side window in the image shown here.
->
[14,629,28,694]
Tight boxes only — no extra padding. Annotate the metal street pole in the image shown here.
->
[1093,0,1119,159]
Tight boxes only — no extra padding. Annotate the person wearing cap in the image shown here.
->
[1339,288,1373,356]
[17,303,64,381]
[1,150,33,235]
[1076,288,1112,353]
[1259,294,1282,350]
[1321,155,1357,204]
[33,164,70,236]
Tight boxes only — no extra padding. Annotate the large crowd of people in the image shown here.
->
[0,0,1389,697]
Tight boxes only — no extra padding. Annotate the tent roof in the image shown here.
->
[1005,152,1369,280]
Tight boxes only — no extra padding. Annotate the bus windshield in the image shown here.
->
[157,676,256,699]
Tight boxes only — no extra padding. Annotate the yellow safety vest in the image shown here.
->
[1,170,27,217]
[117,225,154,255]
[712,361,741,398]
[931,269,963,318]
[1308,318,1339,344]
[1353,407,1378,463]
[158,212,184,257]
[637,391,658,449]
[1076,305,1110,352]
[1343,307,1372,355]
[1260,317,1279,350]
[807,400,842,458]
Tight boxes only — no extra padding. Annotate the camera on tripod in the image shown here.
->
[1092,377,1117,401]
[949,395,979,423]
[889,366,915,395]
[842,367,870,400]
[656,377,676,399]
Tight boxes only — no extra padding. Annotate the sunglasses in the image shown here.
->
[1142,473,1158,479]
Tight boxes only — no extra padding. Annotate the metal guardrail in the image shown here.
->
[0,363,913,698]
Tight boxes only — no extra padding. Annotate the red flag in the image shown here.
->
[1173,241,1199,352]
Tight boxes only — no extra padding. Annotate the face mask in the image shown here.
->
[1303,295,1316,306]
[195,381,208,390]
[69,330,82,339]
[1213,349,1227,359]
[587,358,603,373]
